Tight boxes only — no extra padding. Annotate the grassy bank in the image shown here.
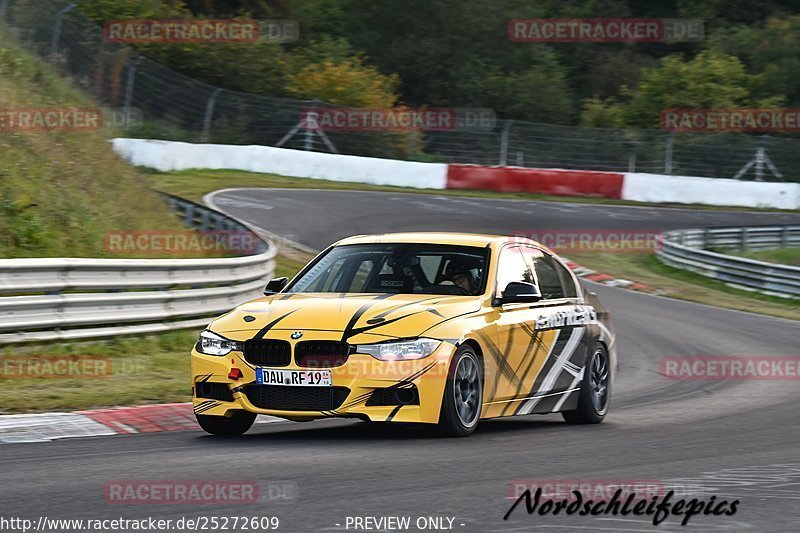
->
[0,26,185,258]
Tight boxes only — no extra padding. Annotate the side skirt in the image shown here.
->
[480,387,581,419]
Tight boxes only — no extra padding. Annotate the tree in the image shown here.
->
[617,51,764,128]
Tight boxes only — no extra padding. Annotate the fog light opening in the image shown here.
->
[395,387,416,405]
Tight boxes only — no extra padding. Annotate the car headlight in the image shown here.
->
[356,338,441,361]
[196,330,243,356]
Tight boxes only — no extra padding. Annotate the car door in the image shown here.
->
[485,244,563,417]
[514,248,595,414]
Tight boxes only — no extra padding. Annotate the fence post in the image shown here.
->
[406,130,415,158]
[499,120,512,166]
[184,204,195,227]
[628,152,636,172]
[305,99,318,151]
[741,228,749,251]
[50,3,76,57]
[664,133,674,174]
[201,88,222,143]
[123,57,142,127]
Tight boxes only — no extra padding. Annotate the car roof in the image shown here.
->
[334,232,531,248]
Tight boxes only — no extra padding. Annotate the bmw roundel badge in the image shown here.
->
[291,331,303,339]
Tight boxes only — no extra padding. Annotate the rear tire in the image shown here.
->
[196,411,256,436]
[562,343,611,424]
[436,346,483,437]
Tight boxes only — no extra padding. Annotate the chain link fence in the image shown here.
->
[3,0,800,182]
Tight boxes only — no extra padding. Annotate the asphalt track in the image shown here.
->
[2,189,800,532]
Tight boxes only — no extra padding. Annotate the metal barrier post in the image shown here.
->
[499,120,512,166]
[123,57,143,126]
[201,88,222,143]
[50,3,75,56]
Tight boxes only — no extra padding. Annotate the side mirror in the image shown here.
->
[263,277,289,295]
[498,281,542,305]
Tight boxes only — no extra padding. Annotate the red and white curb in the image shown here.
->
[563,258,668,295]
[0,403,282,443]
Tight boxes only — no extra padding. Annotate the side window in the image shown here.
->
[552,258,578,298]
[496,246,535,296]
[528,253,565,300]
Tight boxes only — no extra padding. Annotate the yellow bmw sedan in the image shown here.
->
[191,233,616,437]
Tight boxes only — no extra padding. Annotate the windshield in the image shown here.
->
[288,243,489,296]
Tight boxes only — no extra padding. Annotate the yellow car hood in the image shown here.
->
[210,293,481,340]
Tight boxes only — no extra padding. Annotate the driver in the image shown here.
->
[445,261,480,295]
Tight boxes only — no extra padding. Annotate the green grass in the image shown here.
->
[568,251,800,321]
[0,331,200,413]
[721,247,800,266]
[0,26,186,258]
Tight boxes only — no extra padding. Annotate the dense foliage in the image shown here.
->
[74,0,800,129]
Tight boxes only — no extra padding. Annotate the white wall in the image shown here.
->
[111,139,447,190]
[112,139,800,210]
[622,172,800,210]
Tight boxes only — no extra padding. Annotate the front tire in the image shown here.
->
[196,411,256,436]
[562,343,611,424]
[436,346,483,437]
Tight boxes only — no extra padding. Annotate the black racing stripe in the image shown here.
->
[343,311,421,340]
[338,391,375,411]
[400,360,437,384]
[530,392,563,414]
[341,294,396,341]
[195,403,220,414]
[337,361,436,412]
[197,373,213,383]
[385,404,403,422]
[475,330,522,402]
[194,401,219,414]
[501,331,548,416]
[193,400,214,411]
[477,329,522,390]
[512,328,570,415]
[372,297,440,320]
[528,327,573,393]
[253,309,300,340]
[474,331,503,399]
[426,308,445,318]
[519,322,537,338]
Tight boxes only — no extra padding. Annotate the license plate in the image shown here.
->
[256,368,332,387]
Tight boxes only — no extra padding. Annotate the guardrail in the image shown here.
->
[656,226,800,299]
[0,194,276,344]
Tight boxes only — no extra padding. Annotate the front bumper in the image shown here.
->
[190,334,454,424]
